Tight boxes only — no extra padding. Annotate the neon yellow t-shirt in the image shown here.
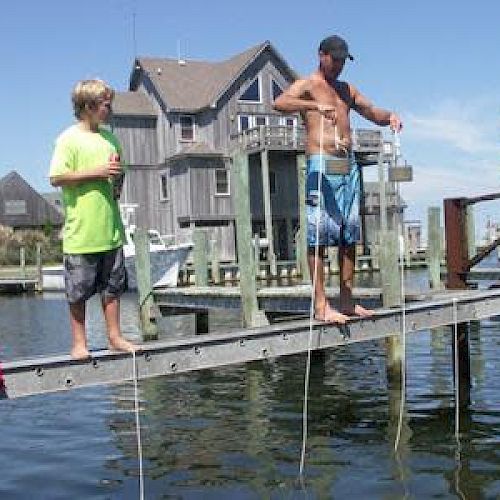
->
[49,124,126,254]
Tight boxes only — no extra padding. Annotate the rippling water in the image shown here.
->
[1,268,499,499]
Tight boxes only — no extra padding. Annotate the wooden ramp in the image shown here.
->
[153,284,428,315]
[2,288,500,400]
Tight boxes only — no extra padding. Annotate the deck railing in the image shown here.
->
[231,125,306,152]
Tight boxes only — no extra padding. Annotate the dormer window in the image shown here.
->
[271,79,283,101]
[180,115,195,141]
[239,76,261,103]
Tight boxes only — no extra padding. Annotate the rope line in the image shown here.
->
[132,351,145,500]
[299,114,326,479]
[394,232,407,452]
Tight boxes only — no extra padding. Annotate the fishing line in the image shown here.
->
[299,112,326,479]
[393,130,407,453]
[394,232,407,452]
[132,350,145,500]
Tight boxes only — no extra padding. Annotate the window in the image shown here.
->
[280,116,297,128]
[255,116,267,127]
[159,172,169,200]
[4,200,27,215]
[215,169,230,195]
[269,171,276,195]
[238,115,267,132]
[271,79,283,101]
[238,115,250,132]
[180,115,194,141]
[239,77,261,103]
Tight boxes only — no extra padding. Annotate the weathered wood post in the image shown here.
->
[444,197,471,407]
[20,247,26,278]
[233,152,268,327]
[427,207,443,289]
[192,229,209,333]
[444,198,468,290]
[36,243,42,292]
[210,236,221,285]
[378,147,403,384]
[193,229,208,287]
[296,154,310,282]
[253,234,261,278]
[260,149,277,278]
[134,228,158,341]
[466,205,475,259]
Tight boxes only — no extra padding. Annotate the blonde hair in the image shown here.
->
[71,79,115,119]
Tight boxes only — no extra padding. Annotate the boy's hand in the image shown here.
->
[98,153,121,179]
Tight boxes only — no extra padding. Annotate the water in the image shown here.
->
[1,269,500,498]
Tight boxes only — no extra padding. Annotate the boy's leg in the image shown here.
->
[308,248,348,324]
[100,247,138,352]
[69,301,90,359]
[101,296,138,352]
[339,243,373,317]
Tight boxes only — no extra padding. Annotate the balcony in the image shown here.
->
[231,125,306,153]
[231,126,387,165]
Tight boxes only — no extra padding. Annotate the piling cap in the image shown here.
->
[319,35,354,61]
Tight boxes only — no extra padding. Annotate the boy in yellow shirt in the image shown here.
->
[50,79,138,359]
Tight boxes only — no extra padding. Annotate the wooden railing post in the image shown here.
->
[296,154,310,281]
[444,197,470,407]
[444,198,468,289]
[232,152,268,327]
[36,243,42,292]
[134,229,158,341]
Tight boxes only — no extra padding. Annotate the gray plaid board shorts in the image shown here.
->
[63,247,127,304]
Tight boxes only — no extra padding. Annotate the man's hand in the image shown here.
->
[389,113,403,132]
[317,103,337,122]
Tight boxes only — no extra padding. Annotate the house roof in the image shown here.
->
[0,171,64,228]
[131,41,297,112]
[112,91,157,117]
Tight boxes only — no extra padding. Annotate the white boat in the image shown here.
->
[123,226,192,289]
[41,228,192,291]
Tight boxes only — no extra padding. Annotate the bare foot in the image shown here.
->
[71,346,91,360]
[341,304,375,317]
[315,304,349,324]
[109,337,140,354]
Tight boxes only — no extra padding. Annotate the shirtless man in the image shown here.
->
[274,35,402,323]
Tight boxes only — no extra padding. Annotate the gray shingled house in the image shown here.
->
[110,41,301,261]
[0,171,63,230]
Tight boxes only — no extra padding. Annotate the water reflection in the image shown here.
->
[1,264,500,498]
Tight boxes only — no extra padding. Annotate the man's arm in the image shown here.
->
[273,78,319,114]
[350,85,402,131]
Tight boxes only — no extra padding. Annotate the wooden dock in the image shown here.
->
[2,288,499,400]
[152,284,428,315]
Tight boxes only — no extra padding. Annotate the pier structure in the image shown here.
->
[2,287,500,400]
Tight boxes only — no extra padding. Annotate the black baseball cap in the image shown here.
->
[319,35,354,61]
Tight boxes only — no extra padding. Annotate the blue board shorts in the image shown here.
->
[63,247,127,304]
[306,152,361,247]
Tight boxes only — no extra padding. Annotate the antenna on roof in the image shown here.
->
[131,0,138,60]
[177,39,186,66]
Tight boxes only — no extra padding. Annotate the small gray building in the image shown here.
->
[0,171,63,230]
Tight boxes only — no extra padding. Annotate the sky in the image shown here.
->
[1,0,500,241]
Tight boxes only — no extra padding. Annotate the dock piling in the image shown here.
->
[233,153,268,327]
[134,228,158,341]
